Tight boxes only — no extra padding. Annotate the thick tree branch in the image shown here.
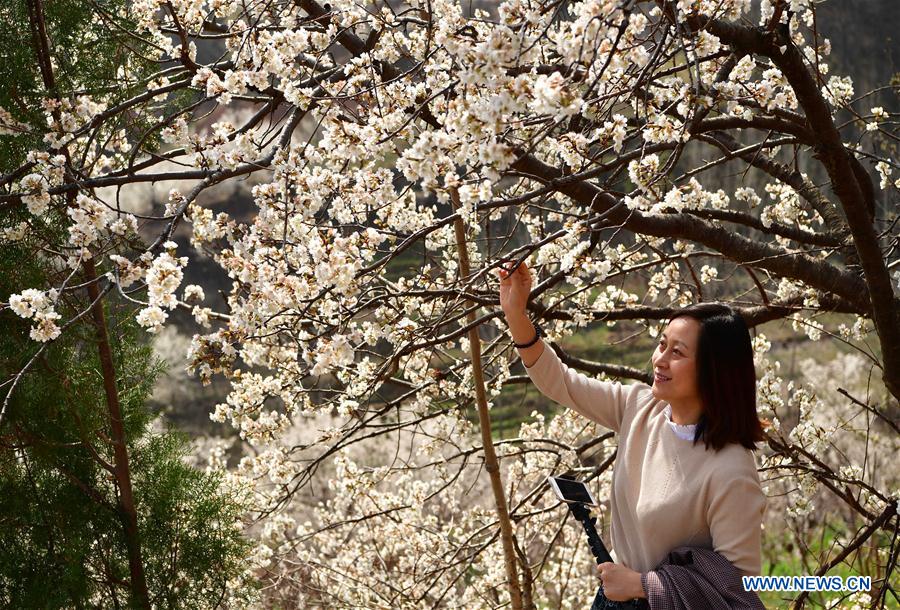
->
[682,5,900,400]
[695,131,850,240]
[510,153,872,315]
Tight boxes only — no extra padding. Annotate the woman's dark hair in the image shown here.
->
[665,302,766,452]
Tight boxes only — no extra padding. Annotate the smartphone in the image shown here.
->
[547,475,598,506]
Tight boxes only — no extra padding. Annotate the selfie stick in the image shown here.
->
[566,501,613,565]
[566,501,648,610]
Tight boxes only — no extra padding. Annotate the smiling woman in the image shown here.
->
[652,317,704,424]
[651,304,767,451]
[498,260,768,606]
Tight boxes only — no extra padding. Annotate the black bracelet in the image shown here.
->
[514,322,542,348]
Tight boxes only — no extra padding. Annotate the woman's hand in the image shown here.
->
[497,259,532,317]
[597,562,647,601]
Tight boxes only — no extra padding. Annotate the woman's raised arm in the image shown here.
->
[498,260,637,432]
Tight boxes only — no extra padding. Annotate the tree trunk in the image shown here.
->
[450,187,524,610]
[84,259,152,609]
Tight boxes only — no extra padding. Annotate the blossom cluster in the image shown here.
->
[136,242,188,333]
[8,288,62,342]
[3,0,896,605]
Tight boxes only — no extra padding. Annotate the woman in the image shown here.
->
[497,260,767,603]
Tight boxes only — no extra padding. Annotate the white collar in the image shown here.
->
[664,404,698,441]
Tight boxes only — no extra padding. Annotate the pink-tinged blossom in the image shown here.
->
[8,288,61,342]
[20,173,50,216]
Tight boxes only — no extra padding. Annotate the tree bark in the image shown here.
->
[450,187,523,610]
[26,0,152,603]
[509,153,872,314]
[683,5,900,403]
[84,259,152,609]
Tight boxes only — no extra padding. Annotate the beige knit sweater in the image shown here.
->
[524,343,766,576]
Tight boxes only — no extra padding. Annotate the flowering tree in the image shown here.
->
[2,0,899,608]
[0,2,257,607]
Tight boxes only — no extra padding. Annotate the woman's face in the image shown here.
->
[650,316,701,405]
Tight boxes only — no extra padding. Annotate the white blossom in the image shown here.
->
[875,161,892,190]
[1,222,29,242]
[67,194,115,247]
[699,265,718,284]
[136,305,168,333]
[8,288,62,342]
[627,154,661,193]
[531,72,583,117]
[20,173,50,216]
[822,75,854,107]
[183,284,205,303]
[0,106,30,135]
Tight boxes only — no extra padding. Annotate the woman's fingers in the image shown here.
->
[517,264,531,283]
[497,259,530,284]
[519,262,531,280]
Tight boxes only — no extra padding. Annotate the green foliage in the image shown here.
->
[135,430,257,607]
[0,234,256,606]
[1,3,258,599]
[759,523,895,609]
[0,0,166,172]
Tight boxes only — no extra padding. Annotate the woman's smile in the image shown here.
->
[650,317,704,426]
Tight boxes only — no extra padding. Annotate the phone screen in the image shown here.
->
[552,477,594,504]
